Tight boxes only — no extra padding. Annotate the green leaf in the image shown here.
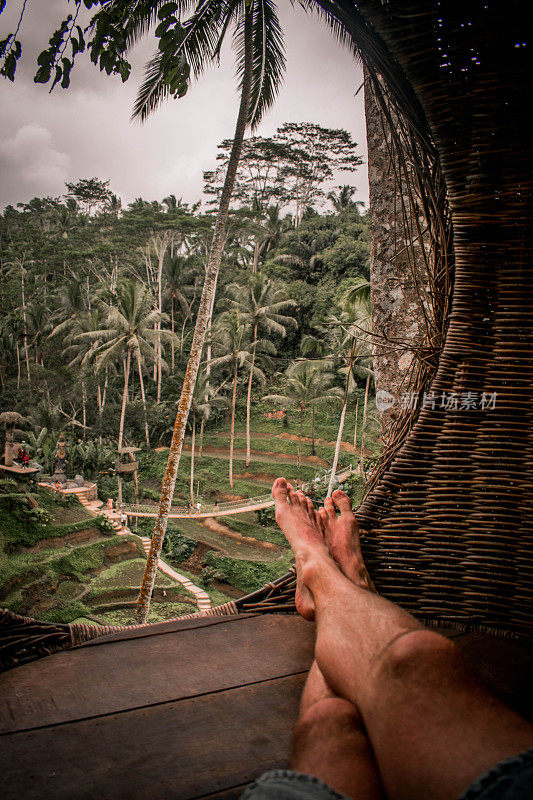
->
[157,3,179,20]
[34,65,52,84]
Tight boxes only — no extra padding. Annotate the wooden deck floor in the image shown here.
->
[0,614,531,799]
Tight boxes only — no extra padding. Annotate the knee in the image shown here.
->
[294,697,363,747]
[376,629,462,685]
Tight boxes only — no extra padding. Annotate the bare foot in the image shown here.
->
[272,477,332,621]
[317,490,375,593]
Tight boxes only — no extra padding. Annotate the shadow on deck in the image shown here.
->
[0,614,531,799]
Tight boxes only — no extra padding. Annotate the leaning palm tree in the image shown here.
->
[265,363,342,486]
[128,0,286,623]
[210,311,271,487]
[225,273,297,465]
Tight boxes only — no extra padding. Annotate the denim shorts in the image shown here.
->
[241,747,533,800]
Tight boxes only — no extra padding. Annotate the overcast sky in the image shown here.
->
[0,1,368,212]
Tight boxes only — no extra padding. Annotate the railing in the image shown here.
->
[121,465,354,518]
[121,494,274,517]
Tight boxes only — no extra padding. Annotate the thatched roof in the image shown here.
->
[0,412,26,427]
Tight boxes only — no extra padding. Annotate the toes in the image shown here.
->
[293,489,307,508]
[324,497,337,519]
[305,497,315,517]
[317,507,329,527]
[272,477,289,503]
[332,490,354,518]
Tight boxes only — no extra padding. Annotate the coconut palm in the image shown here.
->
[75,279,167,477]
[265,363,342,485]
[324,287,373,494]
[225,273,296,465]
[210,311,271,487]
[188,371,227,502]
[163,253,198,369]
[127,0,286,622]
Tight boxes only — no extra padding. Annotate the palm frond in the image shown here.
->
[234,0,286,129]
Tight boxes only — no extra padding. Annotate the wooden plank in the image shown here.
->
[78,612,256,644]
[0,675,305,800]
[0,614,315,733]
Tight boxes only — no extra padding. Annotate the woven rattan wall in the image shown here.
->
[319,0,533,637]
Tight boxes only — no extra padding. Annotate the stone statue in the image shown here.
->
[51,432,68,486]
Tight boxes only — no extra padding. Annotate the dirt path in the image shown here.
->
[182,444,330,468]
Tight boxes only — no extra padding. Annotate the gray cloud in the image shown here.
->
[0,1,368,209]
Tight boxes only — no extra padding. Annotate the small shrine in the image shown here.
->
[0,411,39,478]
[51,432,69,487]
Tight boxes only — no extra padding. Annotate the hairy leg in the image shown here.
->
[292,660,385,800]
[273,478,533,800]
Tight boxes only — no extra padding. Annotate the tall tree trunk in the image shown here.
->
[136,350,150,447]
[245,324,258,466]
[199,417,205,457]
[327,399,347,498]
[190,413,196,502]
[297,405,303,486]
[311,404,316,455]
[354,398,359,469]
[20,262,31,387]
[117,349,132,502]
[252,240,260,273]
[229,362,238,488]
[82,381,87,440]
[364,69,426,443]
[170,296,175,371]
[16,342,20,391]
[327,340,357,497]
[135,5,254,623]
[360,374,371,475]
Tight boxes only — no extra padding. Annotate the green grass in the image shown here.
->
[203,550,294,595]
[89,558,177,590]
[219,512,287,547]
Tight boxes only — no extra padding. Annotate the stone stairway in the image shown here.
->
[137,536,212,613]
[45,484,211,613]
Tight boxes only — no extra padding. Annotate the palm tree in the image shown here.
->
[130,0,286,622]
[265,363,342,485]
[324,283,373,495]
[188,370,226,501]
[76,280,166,490]
[210,311,270,487]
[163,253,197,369]
[225,273,296,465]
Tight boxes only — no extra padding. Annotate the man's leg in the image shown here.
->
[272,478,533,800]
[290,659,384,799]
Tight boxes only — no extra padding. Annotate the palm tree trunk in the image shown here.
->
[354,398,359,469]
[328,339,357,497]
[190,413,196,502]
[21,263,31,387]
[171,296,175,371]
[136,349,151,447]
[117,349,132,506]
[327,398,347,497]
[229,362,238,487]
[16,342,20,391]
[311,405,316,455]
[297,405,303,486]
[118,350,131,452]
[360,374,371,475]
[82,381,87,440]
[135,5,254,624]
[245,325,258,466]
[199,417,205,457]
